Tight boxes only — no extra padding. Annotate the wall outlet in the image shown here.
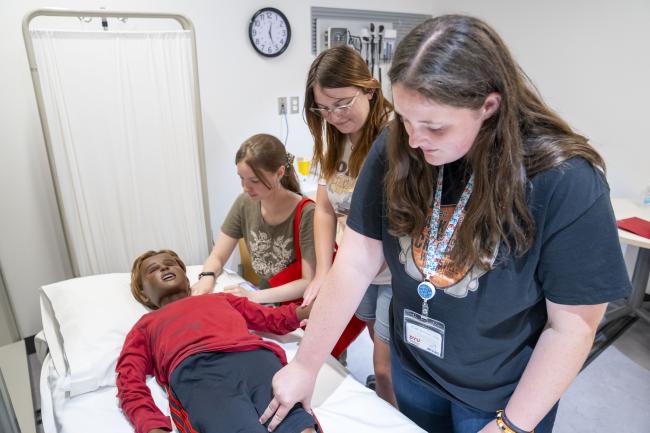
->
[290,96,300,114]
[278,97,287,115]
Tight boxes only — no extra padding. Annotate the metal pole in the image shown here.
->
[0,368,21,433]
[0,263,21,343]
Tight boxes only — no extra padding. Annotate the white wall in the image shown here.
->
[0,0,434,337]
[3,0,648,338]
[430,0,650,201]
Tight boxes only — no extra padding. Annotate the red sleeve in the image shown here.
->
[224,294,300,334]
[116,323,172,433]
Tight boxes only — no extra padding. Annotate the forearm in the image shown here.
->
[194,233,239,294]
[201,250,224,275]
[117,370,170,433]
[253,278,309,303]
[202,232,239,274]
[192,254,223,294]
[503,305,604,430]
[313,190,337,279]
[294,229,382,371]
[234,296,304,334]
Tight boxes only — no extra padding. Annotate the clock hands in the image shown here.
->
[250,8,289,56]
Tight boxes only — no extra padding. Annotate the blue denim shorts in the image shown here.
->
[355,283,392,343]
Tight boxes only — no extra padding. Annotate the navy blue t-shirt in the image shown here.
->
[346,131,631,412]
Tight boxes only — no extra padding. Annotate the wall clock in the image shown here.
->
[248,7,291,57]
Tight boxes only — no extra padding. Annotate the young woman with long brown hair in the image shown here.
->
[192,133,316,304]
[301,45,396,405]
[261,15,631,433]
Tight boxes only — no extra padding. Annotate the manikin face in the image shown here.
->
[236,161,283,201]
[392,84,500,166]
[139,253,190,308]
[312,85,373,136]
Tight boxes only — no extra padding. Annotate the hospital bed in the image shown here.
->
[36,266,424,433]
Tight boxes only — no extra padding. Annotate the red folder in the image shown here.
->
[617,217,650,239]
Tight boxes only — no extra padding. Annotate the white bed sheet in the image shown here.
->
[40,336,425,433]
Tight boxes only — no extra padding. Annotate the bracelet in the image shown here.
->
[198,271,216,280]
[495,410,533,433]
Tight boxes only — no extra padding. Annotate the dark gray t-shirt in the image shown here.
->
[347,132,631,411]
[222,194,315,283]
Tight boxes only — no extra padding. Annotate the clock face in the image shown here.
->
[249,8,291,57]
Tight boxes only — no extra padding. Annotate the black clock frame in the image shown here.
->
[248,7,292,58]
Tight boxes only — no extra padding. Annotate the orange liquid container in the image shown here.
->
[297,159,311,177]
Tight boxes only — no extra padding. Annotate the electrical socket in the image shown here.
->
[278,97,287,115]
[290,96,299,114]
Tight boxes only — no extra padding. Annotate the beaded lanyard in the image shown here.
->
[417,165,474,316]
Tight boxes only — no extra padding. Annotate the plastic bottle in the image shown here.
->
[642,185,650,206]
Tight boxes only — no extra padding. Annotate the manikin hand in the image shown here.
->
[223,284,257,301]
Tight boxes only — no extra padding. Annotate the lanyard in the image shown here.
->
[417,165,474,316]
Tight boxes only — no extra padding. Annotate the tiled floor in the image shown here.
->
[613,317,650,369]
[555,319,650,433]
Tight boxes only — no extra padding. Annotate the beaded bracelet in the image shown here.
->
[495,410,533,433]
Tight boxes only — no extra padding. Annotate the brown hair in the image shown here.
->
[236,134,300,194]
[305,45,393,180]
[130,249,186,309]
[387,15,605,270]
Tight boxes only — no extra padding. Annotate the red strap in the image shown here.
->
[291,197,315,263]
[330,315,366,358]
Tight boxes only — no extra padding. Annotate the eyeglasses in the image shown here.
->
[309,92,360,117]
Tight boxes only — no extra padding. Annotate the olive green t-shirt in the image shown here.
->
[221,193,316,284]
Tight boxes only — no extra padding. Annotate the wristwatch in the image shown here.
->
[198,271,216,280]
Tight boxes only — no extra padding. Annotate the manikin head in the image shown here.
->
[130,250,189,309]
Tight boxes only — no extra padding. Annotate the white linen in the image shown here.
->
[41,354,176,433]
[39,265,241,396]
[40,345,425,433]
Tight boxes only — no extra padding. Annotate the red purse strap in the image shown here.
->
[292,197,314,263]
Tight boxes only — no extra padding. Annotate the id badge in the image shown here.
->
[403,309,446,359]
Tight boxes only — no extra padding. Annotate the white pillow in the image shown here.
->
[40,265,244,396]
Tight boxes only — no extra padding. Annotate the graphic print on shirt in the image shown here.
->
[326,159,356,218]
[398,205,496,298]
[248,230,293,278]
